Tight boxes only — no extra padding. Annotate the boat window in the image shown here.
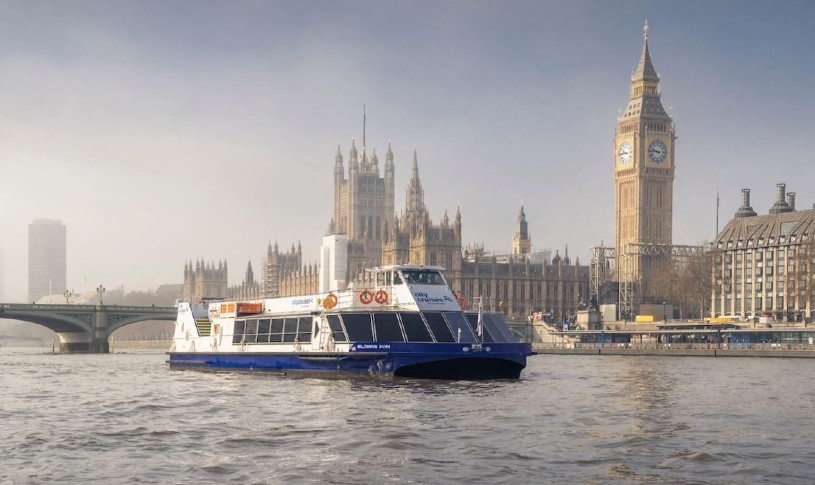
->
[401,270,445,285]
[256,318,271,343]
[233,319,246,344]
[444,312,476,343]
[373,313,405,342]
[393,272,403,285]
[484,313,517,343]
[297,317,312,343]
[341,313,374,341]
[326,314,348,342]
[399,312,433,342]
[423,312,455,342]
[283,317,299,342]
[464,313,495,343]
[270,318,285,342]
[244,319,259,343]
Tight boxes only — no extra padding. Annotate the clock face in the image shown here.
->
[648,139,667,163]
[618,141,633,165]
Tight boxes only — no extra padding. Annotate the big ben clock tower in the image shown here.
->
[614,21,675,299]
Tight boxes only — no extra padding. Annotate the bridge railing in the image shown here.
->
[1,303,96,311]
[0,303,176,312]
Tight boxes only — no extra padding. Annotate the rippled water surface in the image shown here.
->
[3,349,815,484]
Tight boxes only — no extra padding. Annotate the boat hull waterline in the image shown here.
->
[169,342,529,380]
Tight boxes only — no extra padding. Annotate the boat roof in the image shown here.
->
[370,264,447,272]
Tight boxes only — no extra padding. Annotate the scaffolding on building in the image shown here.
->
[589,246,615,310]
[591,243,708,320]
[617,243,707,320]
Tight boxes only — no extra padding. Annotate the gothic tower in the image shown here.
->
[512,206,532,255]
[329,116,395,275]
[614,21,676,298]
[380,151,462,288]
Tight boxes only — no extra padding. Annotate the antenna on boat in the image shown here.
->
[363,101,366,150]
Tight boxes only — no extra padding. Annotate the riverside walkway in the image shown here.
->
[530,320,815,357]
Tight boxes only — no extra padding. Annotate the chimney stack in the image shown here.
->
[787,192,796,211]
[734,188,757,218]
[769,183,792,214]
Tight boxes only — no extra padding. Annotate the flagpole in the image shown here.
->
[477,296,484,344]
[716,189,720,237]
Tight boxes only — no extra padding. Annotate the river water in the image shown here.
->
[2,349,814,484]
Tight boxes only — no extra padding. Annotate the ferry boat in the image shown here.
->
[168,265,532,379]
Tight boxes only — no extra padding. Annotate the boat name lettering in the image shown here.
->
[414,292,454,305]
[355,344,391,350]
[291,297,314,306]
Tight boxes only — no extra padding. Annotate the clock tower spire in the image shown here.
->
[614,21,676,303]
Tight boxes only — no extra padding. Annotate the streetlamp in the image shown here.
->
[97,285,106,305]
[63,290,72,304]
[663,301,667,322]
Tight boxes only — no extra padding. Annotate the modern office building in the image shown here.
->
[28,219,67,303]
[713,185,815,321]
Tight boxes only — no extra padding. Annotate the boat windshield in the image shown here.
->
[400,270,445,285]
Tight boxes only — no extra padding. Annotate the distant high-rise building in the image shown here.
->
[28,219,67,302]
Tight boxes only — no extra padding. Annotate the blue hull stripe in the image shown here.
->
[169,342,531,378]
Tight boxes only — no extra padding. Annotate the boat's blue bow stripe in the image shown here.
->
[348,341,532,355]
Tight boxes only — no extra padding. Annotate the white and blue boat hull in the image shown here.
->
[169,342,530,379]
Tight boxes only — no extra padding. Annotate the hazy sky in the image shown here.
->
[1,0,814,302]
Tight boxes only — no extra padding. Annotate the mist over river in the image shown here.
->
[2,349,814,484]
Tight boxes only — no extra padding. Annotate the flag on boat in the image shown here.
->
[477,297,484,338]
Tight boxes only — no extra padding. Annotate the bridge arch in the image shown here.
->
[0,304,95,333]
[0,304,177,352]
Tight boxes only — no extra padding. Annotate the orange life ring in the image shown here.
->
[323,292,338,310]
[374,289,388,304]
[456,293,468,310]
[359,290,373,305]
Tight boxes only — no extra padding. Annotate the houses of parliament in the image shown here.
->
[183,135,589,322]
[181,23,693,322]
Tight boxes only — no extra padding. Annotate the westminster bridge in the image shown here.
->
[0,303,177,352]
